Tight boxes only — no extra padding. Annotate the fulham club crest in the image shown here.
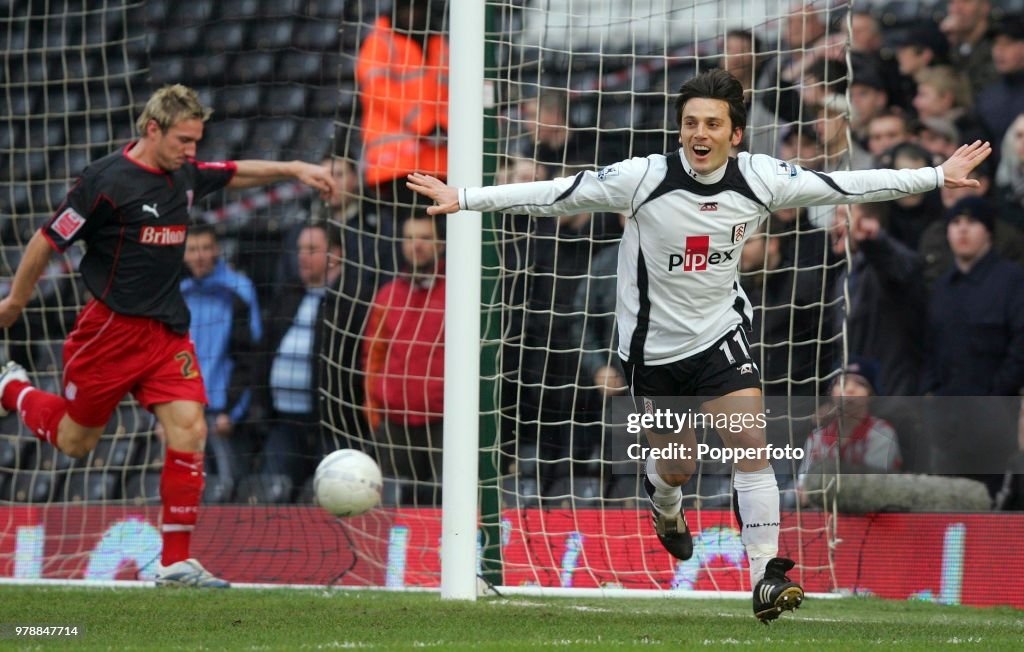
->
[732,223,746,243]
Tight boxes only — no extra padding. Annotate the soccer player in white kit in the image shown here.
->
[407,69,990,622]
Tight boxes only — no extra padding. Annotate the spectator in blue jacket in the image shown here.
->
[182,221,262,489]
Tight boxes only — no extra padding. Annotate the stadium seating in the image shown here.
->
[298,476,316,505]
[216,86,263,118]
[124,472,161,505]
[0,430,28,470]
[84,435,136,472]
[606,474,645,507]
[64,469,119,502]
[264,86,309,117]
[293,20,340,51]
[545,476,604,509]
[32,442,75,474]
[247,20,295,50]
[189,54,231,87]
[236,474,294,504]
[205,22,247,52]
[11,466,62,503]
[203,474,235,504]
[500,474,541,509]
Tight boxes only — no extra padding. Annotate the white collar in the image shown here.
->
[678,148,728,184]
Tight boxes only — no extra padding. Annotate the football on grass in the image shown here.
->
[314,449,383,517]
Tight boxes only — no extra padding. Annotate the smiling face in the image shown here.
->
[678,98,743,175]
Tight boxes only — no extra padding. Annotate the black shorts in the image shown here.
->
[622,325,761,411]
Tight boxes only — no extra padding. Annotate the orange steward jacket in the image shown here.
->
[356,17,449,186]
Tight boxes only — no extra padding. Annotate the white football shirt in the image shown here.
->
[461,150,943,366]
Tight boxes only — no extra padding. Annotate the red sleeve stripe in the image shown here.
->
[196,159,238,182]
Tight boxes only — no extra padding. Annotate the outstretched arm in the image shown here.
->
[765,141,993,211]
[407,158,642,217]
[0,231,55,328]
[228,160,337,199]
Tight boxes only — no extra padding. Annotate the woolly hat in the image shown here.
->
[946,196,995,234]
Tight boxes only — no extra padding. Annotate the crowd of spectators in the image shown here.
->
[483,0,1024,509]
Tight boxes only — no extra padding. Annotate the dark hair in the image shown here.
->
[187,218,218,239]
[782,125,820,147]
[853,201,891,229]
[304,221,343,252]
[806,57,848,95]
[674,69,747,132]
[869,107,908,125]
[887,141,934,168]
[726,28,755,45]
[405,213,447,242]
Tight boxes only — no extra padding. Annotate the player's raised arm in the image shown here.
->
[228,160,337,199]
[0,231,54,328]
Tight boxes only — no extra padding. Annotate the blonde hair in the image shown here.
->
[914,65,973,111]
[135,84,212,134]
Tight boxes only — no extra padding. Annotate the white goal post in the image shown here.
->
[441,0,485,601]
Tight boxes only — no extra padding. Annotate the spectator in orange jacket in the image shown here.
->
[356,1,449,202]
[363,213,446,504]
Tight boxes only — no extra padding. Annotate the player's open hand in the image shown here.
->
[295,162,337,200]
[406,173,460,215]
[941,140,992,189]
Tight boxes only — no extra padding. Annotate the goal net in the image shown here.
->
[330,0,847,594]
[1,0,846,592]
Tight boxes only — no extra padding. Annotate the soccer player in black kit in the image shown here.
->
[0,85,336,587]
[406,69,991,621]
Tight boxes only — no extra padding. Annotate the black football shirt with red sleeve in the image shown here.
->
[42,142,236,334]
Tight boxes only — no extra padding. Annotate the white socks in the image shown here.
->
[645,456,682,517]
[734,466,780,586]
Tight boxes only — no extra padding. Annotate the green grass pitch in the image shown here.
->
[0,586,1020,650]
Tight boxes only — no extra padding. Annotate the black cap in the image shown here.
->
[947,196,995,234]
[850,63,886,92]
[894,24,949,60]
[987,14,1024,41]
[832,357,882,396]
